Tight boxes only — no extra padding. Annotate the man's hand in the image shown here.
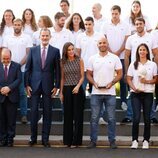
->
[26,86,32,97]
[93,82,99,89]
[140,78,146,84]
[1,86,11,95]
[51,88,58,97]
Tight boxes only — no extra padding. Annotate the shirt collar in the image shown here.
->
[3,63,11,68]
[110,20,122,26]
[40,44,49,50]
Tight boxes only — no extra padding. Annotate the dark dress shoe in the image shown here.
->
[151,118,158,124]
[110,141,117,149]
[28,140,37,146]
[7,142,13,147]
[87,141,96,149]
[0,140,7,147]
[42,142,51,147]
[121,118,132,124]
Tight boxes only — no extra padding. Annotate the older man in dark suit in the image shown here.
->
[25,28,60,147]
[0,48,22,147]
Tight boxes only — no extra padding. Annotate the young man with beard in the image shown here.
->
[49,12,73,57]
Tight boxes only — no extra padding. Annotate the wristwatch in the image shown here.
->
[112,80,115,85]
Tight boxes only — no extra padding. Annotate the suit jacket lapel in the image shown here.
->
[0,63,5,80]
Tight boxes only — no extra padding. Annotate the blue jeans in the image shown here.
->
[126,94,133,119]
[82,72,88,91]
[120,59,127,103]
[90,95,116,143]
[19,72,27,116]
[100,103,106,118]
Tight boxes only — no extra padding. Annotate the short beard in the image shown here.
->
[14,29,21,35]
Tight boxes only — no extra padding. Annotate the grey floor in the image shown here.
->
[0,146,158,158]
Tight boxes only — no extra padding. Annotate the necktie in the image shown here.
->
[4,65,8,80]
[41,47,46,69]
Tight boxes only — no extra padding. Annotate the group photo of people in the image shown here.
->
[0,0,158,151]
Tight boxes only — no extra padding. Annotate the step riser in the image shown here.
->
[16,110,158,122]
[16,124,158,136]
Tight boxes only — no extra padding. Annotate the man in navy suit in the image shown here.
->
[0,48,21,147]
[25,28,60,147]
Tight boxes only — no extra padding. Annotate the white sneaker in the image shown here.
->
[99,117,106,125]
[121,102,127,111]
[38,115,43,124]
[131,140,138,149]
[142,140,149,149]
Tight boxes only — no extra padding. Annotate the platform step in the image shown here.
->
[16,122,158,136]
[13,135,158,146]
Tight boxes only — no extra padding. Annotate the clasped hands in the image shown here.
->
[94,81,113,89]
[0,86,11,96]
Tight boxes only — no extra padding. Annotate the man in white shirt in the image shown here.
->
[60,0,71,20]
[86,37,122,149]
[49,12,73,57]
[102,5,130,112]
[76,16,104,92]
[2,18,33,124]
[92,3,107,33]
[123,17,158,123]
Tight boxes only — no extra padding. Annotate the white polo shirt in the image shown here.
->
[127,60,157,93]
[87,52,122,95]
[2,25,14,39]
[124,15,152,35]
[71,29,84,45]
[125,32,158,62]
[93,16,107,33]
[32,29,41,46]
[2,33,33,72]
[49,27,74,57]
[101,20,130,59]
[75,31,104,70]
[23,24,35,39]
[151,29,158,45]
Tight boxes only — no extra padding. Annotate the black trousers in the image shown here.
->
[131,92,153,141]
[0,98,17,142]
[63,85,85,146]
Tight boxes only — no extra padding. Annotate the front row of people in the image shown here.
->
[0,28,157,149]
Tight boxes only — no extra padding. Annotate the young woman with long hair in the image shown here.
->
[127,43,157,149]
